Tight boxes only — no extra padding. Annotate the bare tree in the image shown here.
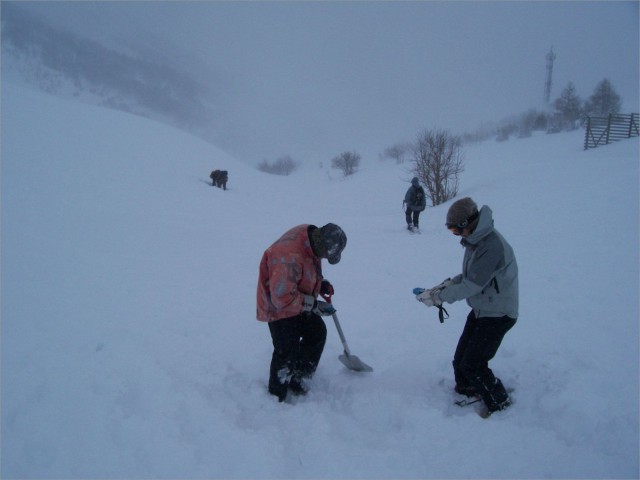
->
[381,142,411,164]
[331,151,360,176]
[411,129,464,206]
[274,155,299,175]
[257,155,299,175]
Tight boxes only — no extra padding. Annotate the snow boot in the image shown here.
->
[455,384,478,398]
[480,398,512,418]
[288,378,308,397]
[268,384,289,403]
[482,378,511,415]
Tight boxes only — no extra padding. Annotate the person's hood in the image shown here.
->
[462,205,494,246]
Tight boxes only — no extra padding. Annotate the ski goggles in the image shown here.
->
[446,211,479,235]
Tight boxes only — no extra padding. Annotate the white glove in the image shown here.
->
[302,294,316,312]
[313,300,336,316]
[423,277,452,304]
[415,288,442,307]
[303,295,336,316]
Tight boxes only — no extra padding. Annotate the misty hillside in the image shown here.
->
[4,1,637,171]
[1,2,215,139]
[2,81,638,478]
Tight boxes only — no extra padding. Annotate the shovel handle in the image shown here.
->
[331,312,352,357]
[320,293,351,356]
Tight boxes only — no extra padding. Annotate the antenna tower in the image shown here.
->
[544,46,556,104]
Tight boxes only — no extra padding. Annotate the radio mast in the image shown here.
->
[544,46,556,104]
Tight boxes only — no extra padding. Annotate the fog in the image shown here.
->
[3,1,638,166]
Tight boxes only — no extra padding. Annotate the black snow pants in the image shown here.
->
[453,310,516,412]
[405,208,421,227]
[268,313,327,401]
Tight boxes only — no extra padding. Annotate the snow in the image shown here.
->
[2,82,638,478]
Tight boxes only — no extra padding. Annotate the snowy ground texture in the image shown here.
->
[2,83,638,479]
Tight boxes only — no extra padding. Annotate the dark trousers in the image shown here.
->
[405,209,421,226]
[453,310,516,412]
[268,314,327,401]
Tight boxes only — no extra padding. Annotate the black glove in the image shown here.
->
[320,279,334,296]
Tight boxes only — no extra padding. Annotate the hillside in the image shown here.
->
[2,83,638,478]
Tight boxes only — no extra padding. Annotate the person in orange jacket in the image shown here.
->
[257,223,347,402]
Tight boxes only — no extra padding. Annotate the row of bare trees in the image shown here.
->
[259,151,362,177]
[264,79,623,203]
[259,80,626,208]
[261,133,461,207]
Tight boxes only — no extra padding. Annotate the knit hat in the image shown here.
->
[320,223,347,264]
[446,197,479,229]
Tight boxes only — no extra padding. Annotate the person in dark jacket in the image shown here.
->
[404,177,426,231]
[415,197,518,416]
[257,223,347,402]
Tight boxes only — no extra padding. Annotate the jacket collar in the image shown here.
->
[461,205,494,246]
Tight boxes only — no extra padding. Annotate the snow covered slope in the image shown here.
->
[2,83,638,478]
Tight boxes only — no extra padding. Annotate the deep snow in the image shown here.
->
[1,83,638,478]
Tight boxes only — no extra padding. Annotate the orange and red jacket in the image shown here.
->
[256,224,323,322]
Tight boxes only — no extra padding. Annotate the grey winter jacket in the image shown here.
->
[438,205,519,319]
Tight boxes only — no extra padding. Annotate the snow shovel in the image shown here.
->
[322,294,373,372]
[331,312,374,372]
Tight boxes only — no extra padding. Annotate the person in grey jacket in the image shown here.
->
[404,177,426,231]
[415,197,518,416]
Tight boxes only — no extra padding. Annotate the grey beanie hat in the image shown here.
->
[446,197,478,229]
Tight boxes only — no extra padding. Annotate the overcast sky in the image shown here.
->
[14,1,640,166]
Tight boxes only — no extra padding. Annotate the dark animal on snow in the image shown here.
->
[210,170,229,190]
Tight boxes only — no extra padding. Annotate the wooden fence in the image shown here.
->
[584,113,639,150]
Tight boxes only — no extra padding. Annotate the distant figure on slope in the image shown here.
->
[209,170,228,190]
[209,170,220,187]
[414,197,518,417]
[256,223,347,402]
[404,177,426,232]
